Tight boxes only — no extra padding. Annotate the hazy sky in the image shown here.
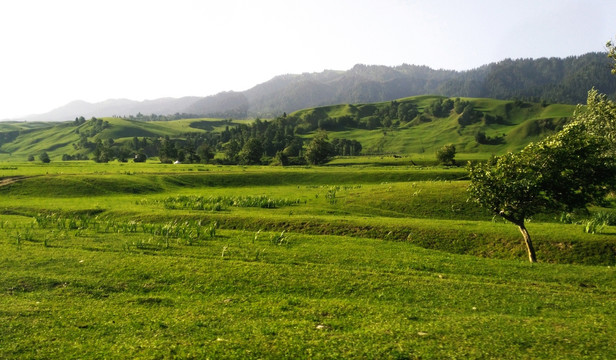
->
[0,0,614,120]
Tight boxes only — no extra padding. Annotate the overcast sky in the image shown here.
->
[0,0,614,120]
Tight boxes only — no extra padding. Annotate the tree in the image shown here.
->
[468,95,616,262]
[304,131,334,165]
[282,137,303,157]
[116,146,131,162]
[582,88,616,155]
[274,150,289,166]
[436,144,456,166]
[133,153,147,163]
[27,154,35,162]
[607,37,616,74]
[159,136,177,163]
[197,143,215,164]
[238,138,263,165]
[223,139,241,163]
[397,102,419,122]
[39,152,50,163]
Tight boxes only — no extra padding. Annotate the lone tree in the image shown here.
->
[39,152,51,164]
[304,131,334,165]
[468,91,616,262]
[436,144,456,166]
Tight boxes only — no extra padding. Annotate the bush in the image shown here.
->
[133,153,147,163]
[436,145,456,166]
[39,152,50,163]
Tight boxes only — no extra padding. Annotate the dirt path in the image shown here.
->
[0,176,28,188]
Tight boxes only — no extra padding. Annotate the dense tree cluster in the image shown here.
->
[62,113,364,165]
[243,53,615,118]
[64,93,568,163]
[39,152,50,163]
[119,113,204,122]
[474,131,504,145]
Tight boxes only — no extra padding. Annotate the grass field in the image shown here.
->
[1,161,615,358]
[293,96,576,155]
[0,95,577,162]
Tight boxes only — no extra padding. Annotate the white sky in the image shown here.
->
[0,0,614,120]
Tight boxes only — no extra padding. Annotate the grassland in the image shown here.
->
[293,96,576,155]
[0,96,577,162]
[1,161,615,358]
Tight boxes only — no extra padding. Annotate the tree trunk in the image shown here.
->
[517,223,537,263]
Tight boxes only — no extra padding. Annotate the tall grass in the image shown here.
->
[141,195,302,211]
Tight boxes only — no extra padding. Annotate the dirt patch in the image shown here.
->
[0,176,28,187]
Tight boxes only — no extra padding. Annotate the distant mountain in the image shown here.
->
[11,52,616,122]
[17,97,202,122]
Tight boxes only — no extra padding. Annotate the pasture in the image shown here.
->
[1,161,615,359]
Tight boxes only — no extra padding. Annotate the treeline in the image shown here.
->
[246,53,616,117]
[119,113,205,122]
[62,115,362,165]
[416,53,616,104]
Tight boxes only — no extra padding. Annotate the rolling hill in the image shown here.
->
[0,96,577,162]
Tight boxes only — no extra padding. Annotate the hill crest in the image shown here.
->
[6,52,613,122]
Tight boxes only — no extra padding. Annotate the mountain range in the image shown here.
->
[10,52,616,122]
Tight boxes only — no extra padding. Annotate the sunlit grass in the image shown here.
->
[1,161,615,358]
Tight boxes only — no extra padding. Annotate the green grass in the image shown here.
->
[1,162,615,358]
[293,96,576,155]
[0,95,577,162]
[2,225,615,358]
[0,117,231,161]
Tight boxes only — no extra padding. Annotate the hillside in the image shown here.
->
[0,96,577,162]
[290,96,576,154]
[7,52,613,122]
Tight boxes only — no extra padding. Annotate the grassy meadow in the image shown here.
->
[1,161,615,358]
[0,95,577,163]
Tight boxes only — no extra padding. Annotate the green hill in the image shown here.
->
[0,96,577,162]
[0,117,225,161]
[291,96,576,154]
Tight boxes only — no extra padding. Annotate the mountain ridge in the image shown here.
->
[6,52,615,122]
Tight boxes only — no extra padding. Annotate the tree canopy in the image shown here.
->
[468,90,616,262]
[436,144,456,166]
[304,131,334,165]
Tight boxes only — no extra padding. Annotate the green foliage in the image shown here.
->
[469,123,615,220]
[591,211,616,226]
[0,96,581,162]
[583,218,605,234]
[580,88,616,155]
[436,144,456,166]
[469,152,543,227]
[238,138,263,165]
[608,37,616,74]
[146,195,301,211]
[38,152,50,163]
[304,131,334,165]
[425,98,454,117]
[468,89,616,262]
[330,138,362,156]
[196,143,214,163]
[475,131,504,145]
[133,153,147,163]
